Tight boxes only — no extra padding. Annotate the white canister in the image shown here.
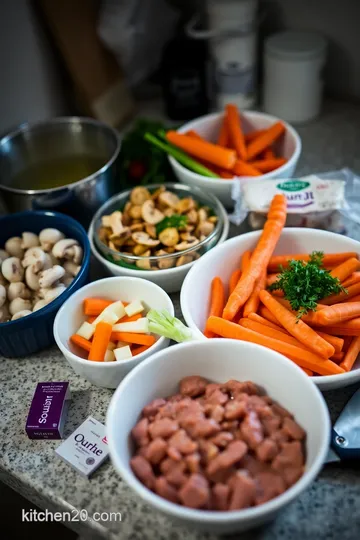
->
[263,31,328,124]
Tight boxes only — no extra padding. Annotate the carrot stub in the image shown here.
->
[83,298,113,316]
[246,122,286,160]
[88,321,113,362]
[70,334,92,352]
[233,160,262,177]
[340,336,360,372]
[249,158,287,173]
[111,332,156,347]
[166,131,236,170]
[185,130,203,140]
[204,277,226,337]
[217,118,229,147]
[225,104,247,160]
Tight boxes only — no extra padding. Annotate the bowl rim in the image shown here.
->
[0,210,90,328]
[106,338,330,523]
[0,116,121,195]
[180,227,360,388]
[91,182,224,262]
[53,276,175,368]
[168,110,302,185]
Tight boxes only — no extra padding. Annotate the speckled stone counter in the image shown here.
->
[1,100,360,540]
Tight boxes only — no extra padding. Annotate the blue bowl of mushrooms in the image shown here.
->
[0,210,90,357]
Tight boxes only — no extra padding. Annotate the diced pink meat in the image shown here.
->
[272,402,293,419]
[271,429,290,445]
[167,446,182,462]
[180,376,208,397]
[207,440,248,477]
[165,461,188,487]
[224,399,248,420]
[272,441,304,471]
[206,388,229,406]
[255,472,286,504]
[130,455,155,489]
[282,466,304,487]
[282,417,306,441]
[198,439,219,463]
[221,420,239,432]
[148,417,179,439]
[146,437,168,464]
[228,472,256,510]
[179,474,210,509]
[185,418,221,438]
[185,452,201,473]
[212,483,230,511]
[141,398,166,418]
[259,409,282,435]
[240,454,270,476]
[154,476,179,503]
[256,438,278,462]
[208,404,225,423]
[131,418,149,446]
[240,411,264,449]
[210,431,234,448]
[168,429,198,455]
[225,380,260,396]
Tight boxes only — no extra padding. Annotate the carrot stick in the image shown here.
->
[120,313,142,323]
[315,331,344,354]
[273,297,327,325]
[204,277,226,338]
[229,269,242,295]
[87,316,96,324]
[166,131,236,170]
[219,170,235,179]
[312,326,360,336]
[225,104,247,160]
[240,318,311,349]
[309,302,360,326]
[330,352,344,363]
[342,336,353,352]
[244,129,266,143]
[70,334,92,352]
[248,312,284,331]
[340,336,360,371]
[217,118,229,147]
[321,282,360,305]
[233,160,262,177]
[206,316,344,375]
[186,130,203,139]
[88,321,112,362]
[268,252,358,273]
[111,332,156,347]
[243,271,266,317]
[330,258,360,282]
[342,272,360,288]
[263,147,275,159]
[223,194,287,320]
[132,344,151,356]
[241,251,252,273]
[249,158,287,173]
[247,122,286,160]
[83,298,113,316]
[300,367,313,376]
[259,290,335,358]
[259,306,281,325]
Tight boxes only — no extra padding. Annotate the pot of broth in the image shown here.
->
[0,117,121,225]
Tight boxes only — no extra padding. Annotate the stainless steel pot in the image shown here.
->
[0,117,121,225]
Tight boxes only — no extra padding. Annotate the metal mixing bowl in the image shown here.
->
[0,117,121,225]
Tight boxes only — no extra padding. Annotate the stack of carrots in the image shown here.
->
[166,104,287,179]
[203,193,360,377]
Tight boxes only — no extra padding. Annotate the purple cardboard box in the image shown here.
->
[25,382,71,440]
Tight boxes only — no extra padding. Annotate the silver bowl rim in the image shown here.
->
[0,116,121,195]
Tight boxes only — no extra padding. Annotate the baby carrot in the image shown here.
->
[239,318,309,349]
[248,312,284,331]
[217,118,229,147]
[321,282,360,305]
[314,326,360,336]
[112,332,156,347]
[330,352,345,363]
[266,273,280,287]
[342,336,353,352]
[70,334,92,352]
[243,271,266,317]
[342,272,360,288]
[340,336,360,372]
[225,104,247,160]
[186,130,202,139]
[88,321,112,362]
[229,269,242,295]
[310,302,360,326]
[300,367,313,376]
[330,258,360,282]
[204,277,226,338]
[315,331,344,354]
[241,251,252,272]
[223,194,287,320]
[267,252,358,273]
[166,131,237,170]
[263,147,275,159]
[244,129,266,143]
[249,158,287,173]
[206,316,344,375]
[233,160,262,177]
[247,122,286,160]
[83,298,113,316]
[259,290,335,358]
[259,306,281,326]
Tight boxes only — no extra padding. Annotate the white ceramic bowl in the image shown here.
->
[168,111,302,208]
[53,277,174,389]
[88,196,229,294]
[106,339,329,534]
[181,228,360,391]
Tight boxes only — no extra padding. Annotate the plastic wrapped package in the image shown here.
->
[229,168,360,240]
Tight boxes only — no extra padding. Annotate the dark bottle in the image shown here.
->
[162,35,209,120]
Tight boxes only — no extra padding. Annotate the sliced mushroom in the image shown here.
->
[123,238,136,247]
[136,250,151,269]
[65,244,83,264]
[0,303,10,322]
[25,265,40,291]
[186,209,198,224]
[132,232,160,247]
[39,228,65,251]
[129,205,143,220]
[158,228,179,247]
[141,200,164,225]
[129,223,145,232]
[151,186,166,200]
[22,247,47,272]
[198,208,208,222]
[133,244,150,256]
[145,224,157,239]
[98,226,112,243]
[180,233,198,242]
[42,253,54,271]
[52,239,79,259]
[61,275,74,287]
[11,310,32,321]
[7,282,31,301]
[0,249,9,265]
[101,215,112,228]
[158,191,180,209]
[9,297,32,316]
[0,284,6,307]
[122,201,132,226]
[196,221,215,237]
[109,240,120,252]
[208,216,218,224]
[176,198,196,214]
[63,261,80,277]
[109,211,125,236]
[21,232,40,249]
[109,228,131,247]
[130,186,151,206]
[174,239,199,251]
[39,265,65,288]
[176,255,193,267]
[156,250,175,270]
[163,208,175,217]
[185,224,195,232]
[5,237,24,258]
[2,257,24,282]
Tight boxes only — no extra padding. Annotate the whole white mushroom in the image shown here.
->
[25,265,40,291]
[22,247,47,273]
[11,310,32,321]
[0,284,6,307]
[2,258,24,283]
[7,282,31,301]
[21,232,40,249]
[33,298,51,312]
[0,249,9,265]
[9,297,32,316]
[5,237,24,258]
[39,228,65,252]
[38,265,65,289]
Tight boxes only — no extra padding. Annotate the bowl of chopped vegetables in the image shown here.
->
[181,225,360,391]
[88,183,229,293]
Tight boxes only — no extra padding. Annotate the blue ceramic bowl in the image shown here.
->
[0,211,90,357]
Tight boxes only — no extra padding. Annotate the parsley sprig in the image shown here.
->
[156,214,188,235]
[268,251,347,318]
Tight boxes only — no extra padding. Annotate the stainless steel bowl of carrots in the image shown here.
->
[181,193,360,391]
[165,108,301,207]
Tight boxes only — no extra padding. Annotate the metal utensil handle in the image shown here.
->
[331,428,360,461]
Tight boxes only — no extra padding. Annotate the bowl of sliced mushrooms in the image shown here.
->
[89,184,229,293]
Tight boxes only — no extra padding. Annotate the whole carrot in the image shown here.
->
[223,194,287,320]
[225,104,247,160]
[229,269,242,295]
[330,257,360,282]
[247,122,286,160]
[310,302,360,326]
[259,290,335,358]
[206,316,344,376]
[204,277,226,338]
[217,118,229,147]
[249,158,287,173]
[340,336,360,371]
[233,160,262,177]
[268,252,358,273]
[166,131,236,170]
[243,271,266,317]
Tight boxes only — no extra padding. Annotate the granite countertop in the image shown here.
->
[1,100,360,540]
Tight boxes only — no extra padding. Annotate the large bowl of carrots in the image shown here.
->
[181,194,360,391]
[166,108,301,207]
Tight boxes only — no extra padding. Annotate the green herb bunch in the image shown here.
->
[156,214,188,235]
